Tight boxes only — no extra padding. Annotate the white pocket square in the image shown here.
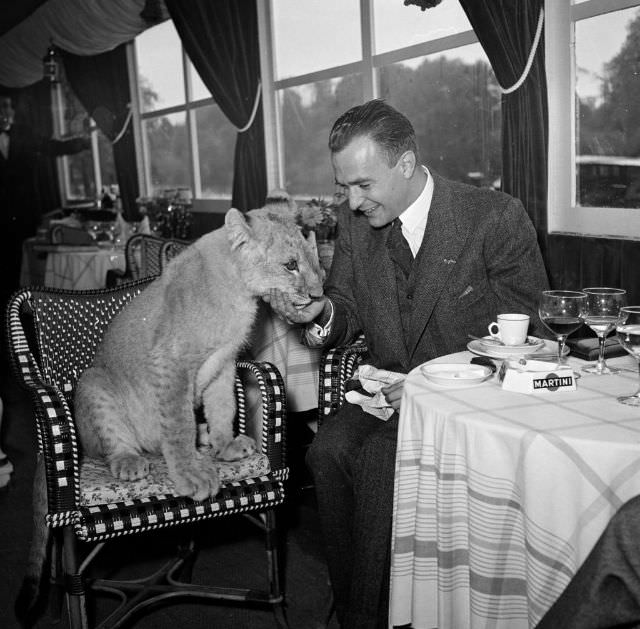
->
[459,285,473,298]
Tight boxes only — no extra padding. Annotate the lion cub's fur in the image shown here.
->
[74,200,324,501]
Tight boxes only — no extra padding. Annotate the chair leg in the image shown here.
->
[262,509,289,629]
[48,530,65,623]
[61,526,90,629]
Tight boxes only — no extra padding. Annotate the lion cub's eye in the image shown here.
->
[284,259,298,272]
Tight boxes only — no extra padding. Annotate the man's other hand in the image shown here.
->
[381,380,404,411]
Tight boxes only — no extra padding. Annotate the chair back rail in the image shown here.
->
[160,238,191,270]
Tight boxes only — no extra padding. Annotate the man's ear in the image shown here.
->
[399,150,417,179]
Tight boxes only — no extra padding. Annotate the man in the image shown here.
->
[536,495,640,628]
[267,99,549,627]
[0,89,90,311]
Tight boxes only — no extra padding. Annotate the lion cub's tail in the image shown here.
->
[15,453,52,627]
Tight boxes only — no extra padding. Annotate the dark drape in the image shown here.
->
[458,0,548,253]
[15,80,61,216]
[457,0,640,303]
[165,0,266,211]
[61,44,139,220]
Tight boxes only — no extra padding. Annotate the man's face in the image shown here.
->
[0,97,14,132]
[331,135,411,228]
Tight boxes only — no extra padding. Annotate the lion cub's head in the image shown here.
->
[225,196,324,309]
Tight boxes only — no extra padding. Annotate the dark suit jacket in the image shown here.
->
[323,171,550,373]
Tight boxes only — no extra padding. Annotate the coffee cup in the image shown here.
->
[487,314,530,345]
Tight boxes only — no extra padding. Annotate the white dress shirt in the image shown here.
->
[396,166,434,257]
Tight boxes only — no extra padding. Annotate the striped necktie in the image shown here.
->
[388,219,413,277]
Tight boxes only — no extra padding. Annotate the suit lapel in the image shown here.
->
[406,176,469,359]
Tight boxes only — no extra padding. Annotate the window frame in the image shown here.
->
[546,0,640,240]
[258,0,480,194]
[128,29,232,212]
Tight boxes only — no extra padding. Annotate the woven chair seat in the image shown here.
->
[79,451,271,506]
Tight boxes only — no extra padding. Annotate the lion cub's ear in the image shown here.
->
[225,208,253,251]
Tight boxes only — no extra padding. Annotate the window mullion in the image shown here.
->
[182,48,200,198]
[361,0,376,100]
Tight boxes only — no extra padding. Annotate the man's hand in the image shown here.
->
[381,380,404,411]
[263,289,327,325]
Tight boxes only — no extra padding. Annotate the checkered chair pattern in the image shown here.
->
[317,334,368,426]
[7,279,289,629]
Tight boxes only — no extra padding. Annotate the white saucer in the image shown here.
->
[477,335,544,357]
[467,336,568,359]
[420,363,493,387]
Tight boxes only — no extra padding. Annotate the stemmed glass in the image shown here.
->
[616,306,640,406]
[581,287,627,375]
[539,290,588,364]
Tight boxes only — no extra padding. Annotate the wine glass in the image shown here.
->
[581,287,627,374]
[539,290,587,364]
[616,306,640,406]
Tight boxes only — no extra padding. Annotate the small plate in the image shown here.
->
[478,335,544,357]
[420,363,493,387]
[468,337,568,359]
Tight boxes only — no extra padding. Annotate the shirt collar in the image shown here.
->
[397,166,433,233]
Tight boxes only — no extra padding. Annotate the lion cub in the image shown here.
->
[74,200,324,501]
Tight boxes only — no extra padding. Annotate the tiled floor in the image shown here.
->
[0,375,338,629]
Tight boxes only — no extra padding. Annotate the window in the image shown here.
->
[547,0,640,238]
[133,20,234,203]
[260,0,501,200]
[55,68,116,204]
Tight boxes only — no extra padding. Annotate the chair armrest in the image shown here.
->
[317,334,368,426]
[25,380,80,522]
[235,359,287,477]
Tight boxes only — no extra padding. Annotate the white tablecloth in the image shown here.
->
[390,351,640,629]
[44,246,125,290]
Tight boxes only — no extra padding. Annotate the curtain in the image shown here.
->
[165,0,266,212]
[16,80,62,216]
[0,0,150,88]
[457,0,548,253]
[62,44,139,220]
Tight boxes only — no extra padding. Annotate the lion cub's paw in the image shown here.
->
[217,435,257,462]
[110,453,149,481]
[173,457,220,501]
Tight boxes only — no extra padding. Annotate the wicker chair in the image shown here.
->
[105,234,191,287]
[8,280,289,628]
[49,224,95,246]
[317,334,368,425]
[160,238,191,268]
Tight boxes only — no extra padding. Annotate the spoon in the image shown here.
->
[467,334,504,345]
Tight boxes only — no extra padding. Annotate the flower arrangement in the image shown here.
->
[299,197,338,241]
[136,189,193,239]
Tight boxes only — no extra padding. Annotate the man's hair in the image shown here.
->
[328,99,419,167]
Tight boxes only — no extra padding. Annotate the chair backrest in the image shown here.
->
[160,238,191,271]
[49,224,94,245]
[123,234,166,280]
[7,279,155,402]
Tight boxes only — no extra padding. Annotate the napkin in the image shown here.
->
[138,216,152,235]
[345,364,405,420]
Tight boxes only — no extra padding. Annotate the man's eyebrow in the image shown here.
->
[335,177,371,186]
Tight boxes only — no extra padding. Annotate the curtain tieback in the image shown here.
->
[112,104,132,144]
[500,7,544,95]
[236,80,262,133]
